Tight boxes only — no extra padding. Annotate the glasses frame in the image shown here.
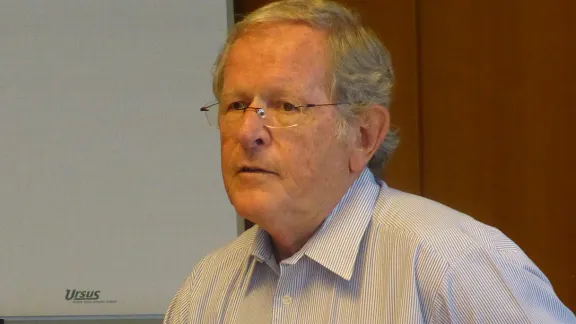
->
[200,101,344,129]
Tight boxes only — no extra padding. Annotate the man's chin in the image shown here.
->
[230,192,278,224]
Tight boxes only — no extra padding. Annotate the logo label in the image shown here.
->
[65,289,117,304]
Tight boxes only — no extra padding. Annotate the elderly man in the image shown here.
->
[164,0,575,323]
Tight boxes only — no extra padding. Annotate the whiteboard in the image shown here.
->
[0,0,238,318]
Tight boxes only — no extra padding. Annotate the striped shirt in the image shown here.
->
[164,168,576,323]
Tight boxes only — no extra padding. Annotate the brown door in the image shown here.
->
[418,0,576,310]
[234,0,575,311]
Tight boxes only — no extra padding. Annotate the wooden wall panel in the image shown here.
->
[419,0,576,310]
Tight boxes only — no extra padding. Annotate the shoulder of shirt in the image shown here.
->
[164,226,261,321]
[187,224,259,279]
[190,184,534,276]
[371,184,534,268]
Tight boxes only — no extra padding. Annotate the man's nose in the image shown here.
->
[235,102,270,150]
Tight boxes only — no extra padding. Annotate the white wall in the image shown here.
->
[0,0,237,319]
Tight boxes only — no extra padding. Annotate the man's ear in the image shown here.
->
[349,104,390,173]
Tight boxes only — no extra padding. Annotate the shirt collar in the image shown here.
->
[251,168,381,280]
[252,226,273,263]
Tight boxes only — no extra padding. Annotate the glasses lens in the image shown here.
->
[204,102,307,128]
[263,110,299,128]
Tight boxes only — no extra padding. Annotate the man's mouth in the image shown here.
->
[238,167,275,174]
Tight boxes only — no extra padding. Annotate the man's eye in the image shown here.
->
[228,102,247,110]
[280,101,298,112]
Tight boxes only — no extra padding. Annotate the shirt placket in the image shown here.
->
[272,262,298,324]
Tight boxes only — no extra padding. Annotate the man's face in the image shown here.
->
[219,23,353,231]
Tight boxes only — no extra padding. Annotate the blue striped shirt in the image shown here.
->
[164,168,575,323]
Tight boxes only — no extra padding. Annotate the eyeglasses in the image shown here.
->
[200,101,343,128]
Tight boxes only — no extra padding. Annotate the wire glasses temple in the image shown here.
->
[200,102,344,111]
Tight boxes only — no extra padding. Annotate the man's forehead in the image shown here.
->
[236,22,326,46]
[229,23,327,62]
[223,23,330,93]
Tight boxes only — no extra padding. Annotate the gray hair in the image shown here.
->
[212,0,399,177]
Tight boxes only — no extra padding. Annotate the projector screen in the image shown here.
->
[0,0,238,318]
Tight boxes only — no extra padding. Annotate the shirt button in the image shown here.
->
[282,295,292,305]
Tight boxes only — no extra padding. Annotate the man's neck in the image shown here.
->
[267,176,358,262]
[269,214,328,261]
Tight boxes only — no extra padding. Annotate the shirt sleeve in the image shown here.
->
[431,248,576,323]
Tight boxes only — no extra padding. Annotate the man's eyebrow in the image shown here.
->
[266,84,310,99]
[220,90,247,101]
[221,87,302,101]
